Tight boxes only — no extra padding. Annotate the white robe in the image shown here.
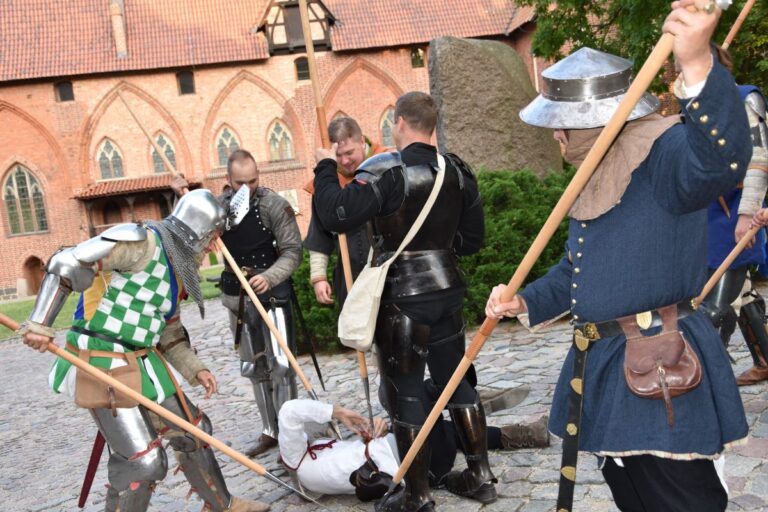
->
[277,399,399,495]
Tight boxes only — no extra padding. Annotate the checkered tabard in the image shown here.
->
[51,232,179,402]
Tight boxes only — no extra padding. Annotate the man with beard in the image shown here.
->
[173,150,303,458]
[486,2,750,510]
[21,189,268,511]
[304,117,388,306]
[312,91,489,511]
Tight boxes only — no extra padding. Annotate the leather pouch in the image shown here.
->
[74,349,142,411]
[348,454,393,502]
[620,304,701,426]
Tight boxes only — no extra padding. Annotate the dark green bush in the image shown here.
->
[461,166,574,323]
[292,165,575,350]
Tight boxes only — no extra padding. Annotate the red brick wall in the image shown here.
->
[0,47,441,296]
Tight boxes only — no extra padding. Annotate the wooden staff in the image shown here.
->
[0,313,320,505]
[297,0,375,427]
[695,224,762,305]
[722,0,756,49]
[116,91,323,402]
[390,2,735,488]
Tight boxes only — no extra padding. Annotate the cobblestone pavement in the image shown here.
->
[2,296,768,512]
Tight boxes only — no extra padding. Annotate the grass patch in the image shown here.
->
[0,295,80,340]
[0,265,225,341]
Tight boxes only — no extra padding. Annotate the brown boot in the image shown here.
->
[500,415,550,449]
[245,434,277,458]
[736,365,768,386]
[227,496,271,512]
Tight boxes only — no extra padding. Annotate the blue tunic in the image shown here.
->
[706,188,766,269]
[520,61,752,458]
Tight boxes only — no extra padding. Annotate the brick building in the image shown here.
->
[0,0,538,299]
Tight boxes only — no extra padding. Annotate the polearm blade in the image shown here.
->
[262,470,325,507]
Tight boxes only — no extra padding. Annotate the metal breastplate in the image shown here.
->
[373,163,465,299]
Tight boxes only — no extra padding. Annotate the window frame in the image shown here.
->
[150,132,178,174]
[2,164,49,236]
[380,107,395,148]
[267,119,295,162]
[176,70,196,95]
[96,138,126,180]
[54,80,75,102]
[214,125,241,167]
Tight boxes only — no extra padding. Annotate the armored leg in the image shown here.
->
[91,406,168,512]
[374,303,434,511]
[158,395,232,511]
[264,303,298,429]
[443,400,498,503]
[699,267,747,348]
[223,293,279,455]
[736,291,768,385]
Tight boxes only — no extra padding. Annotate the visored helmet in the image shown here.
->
[166,189,225,252]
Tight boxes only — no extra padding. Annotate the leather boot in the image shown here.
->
[375,421,434,512]
[245,434,278,458]
[500,415,551,449]
[227,496,271,512]
[443,400,497,504]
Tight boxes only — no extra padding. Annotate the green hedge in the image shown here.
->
[291,166,575,351]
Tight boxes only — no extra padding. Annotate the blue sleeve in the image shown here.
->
[519,253,573,326]
[649,61,752,215]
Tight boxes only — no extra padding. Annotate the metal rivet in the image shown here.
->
[691,101,700,110]
[571,299,577,305]
[577,252,583,258]
[730,162,739,171]
[578,237,584,244]
[710,128,718,136]
[572,283,578,288]
[574,268,581,273]
[699,114,709,124]
[718,138,726,146]
[581,222,587,228]
[573,314,579,320]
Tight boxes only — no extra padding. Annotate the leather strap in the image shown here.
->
[234,287,246,351]
[66,342,148,360]
[150,347,195,423]
[69,325,144,351]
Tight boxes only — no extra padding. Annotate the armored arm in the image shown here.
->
[157,320,207,386]
[738,91,768,217]
[259,194,303,288]
[28,224,149,330]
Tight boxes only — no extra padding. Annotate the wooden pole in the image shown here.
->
[391,22,697,487]
[722,0,756,49]
[695,225,762,305]
[0,313,317,501]
[116,90,320,399]
[297,0,375,425]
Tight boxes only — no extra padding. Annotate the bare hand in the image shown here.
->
[23,332,54,353]
[750,209,768,230]
[735,214,756,248]
[332,404,370,436]
[313,280,334,305]
[485,284,528,319]
[249,274,271,295]
[315,144,338,163]
[372,417,389,438]
[663,0,720,86]
[196,370,217,399]
[170,174,189,197]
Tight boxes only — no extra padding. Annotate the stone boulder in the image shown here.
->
[429,37,562,176]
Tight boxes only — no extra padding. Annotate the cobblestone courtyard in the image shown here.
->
[2,296,768,511]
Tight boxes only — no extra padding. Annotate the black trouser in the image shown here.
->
[375,290,477,425]
[602,456,727,512]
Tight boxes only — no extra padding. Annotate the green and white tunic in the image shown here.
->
[49,231,182,403]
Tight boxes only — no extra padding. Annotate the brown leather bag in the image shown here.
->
[74,349,142,412]
[619,305,702,426]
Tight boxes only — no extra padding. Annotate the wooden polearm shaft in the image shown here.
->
[0,314,319,503]
[722,0,756,49]
[297,0,375,426]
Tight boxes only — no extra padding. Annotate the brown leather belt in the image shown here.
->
[573,299,697,341]
[66,342,149,360]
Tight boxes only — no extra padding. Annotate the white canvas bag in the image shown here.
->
[338,154,447,351]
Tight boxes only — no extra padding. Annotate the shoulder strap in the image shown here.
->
[383,154,447,266]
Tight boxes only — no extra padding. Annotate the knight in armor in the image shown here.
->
[700,78,768,386]
[172,149,303,457]
[303,116,389,306]
[21,189,268,512]
[486,6,750,510]
[313,91,489,511]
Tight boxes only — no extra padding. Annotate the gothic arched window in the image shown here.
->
[216,126,240,167]
[3,164,48,234]
[380,107,395,147]
[268,120,294,161]
[97,139,124,179]
[152,133,177,173]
